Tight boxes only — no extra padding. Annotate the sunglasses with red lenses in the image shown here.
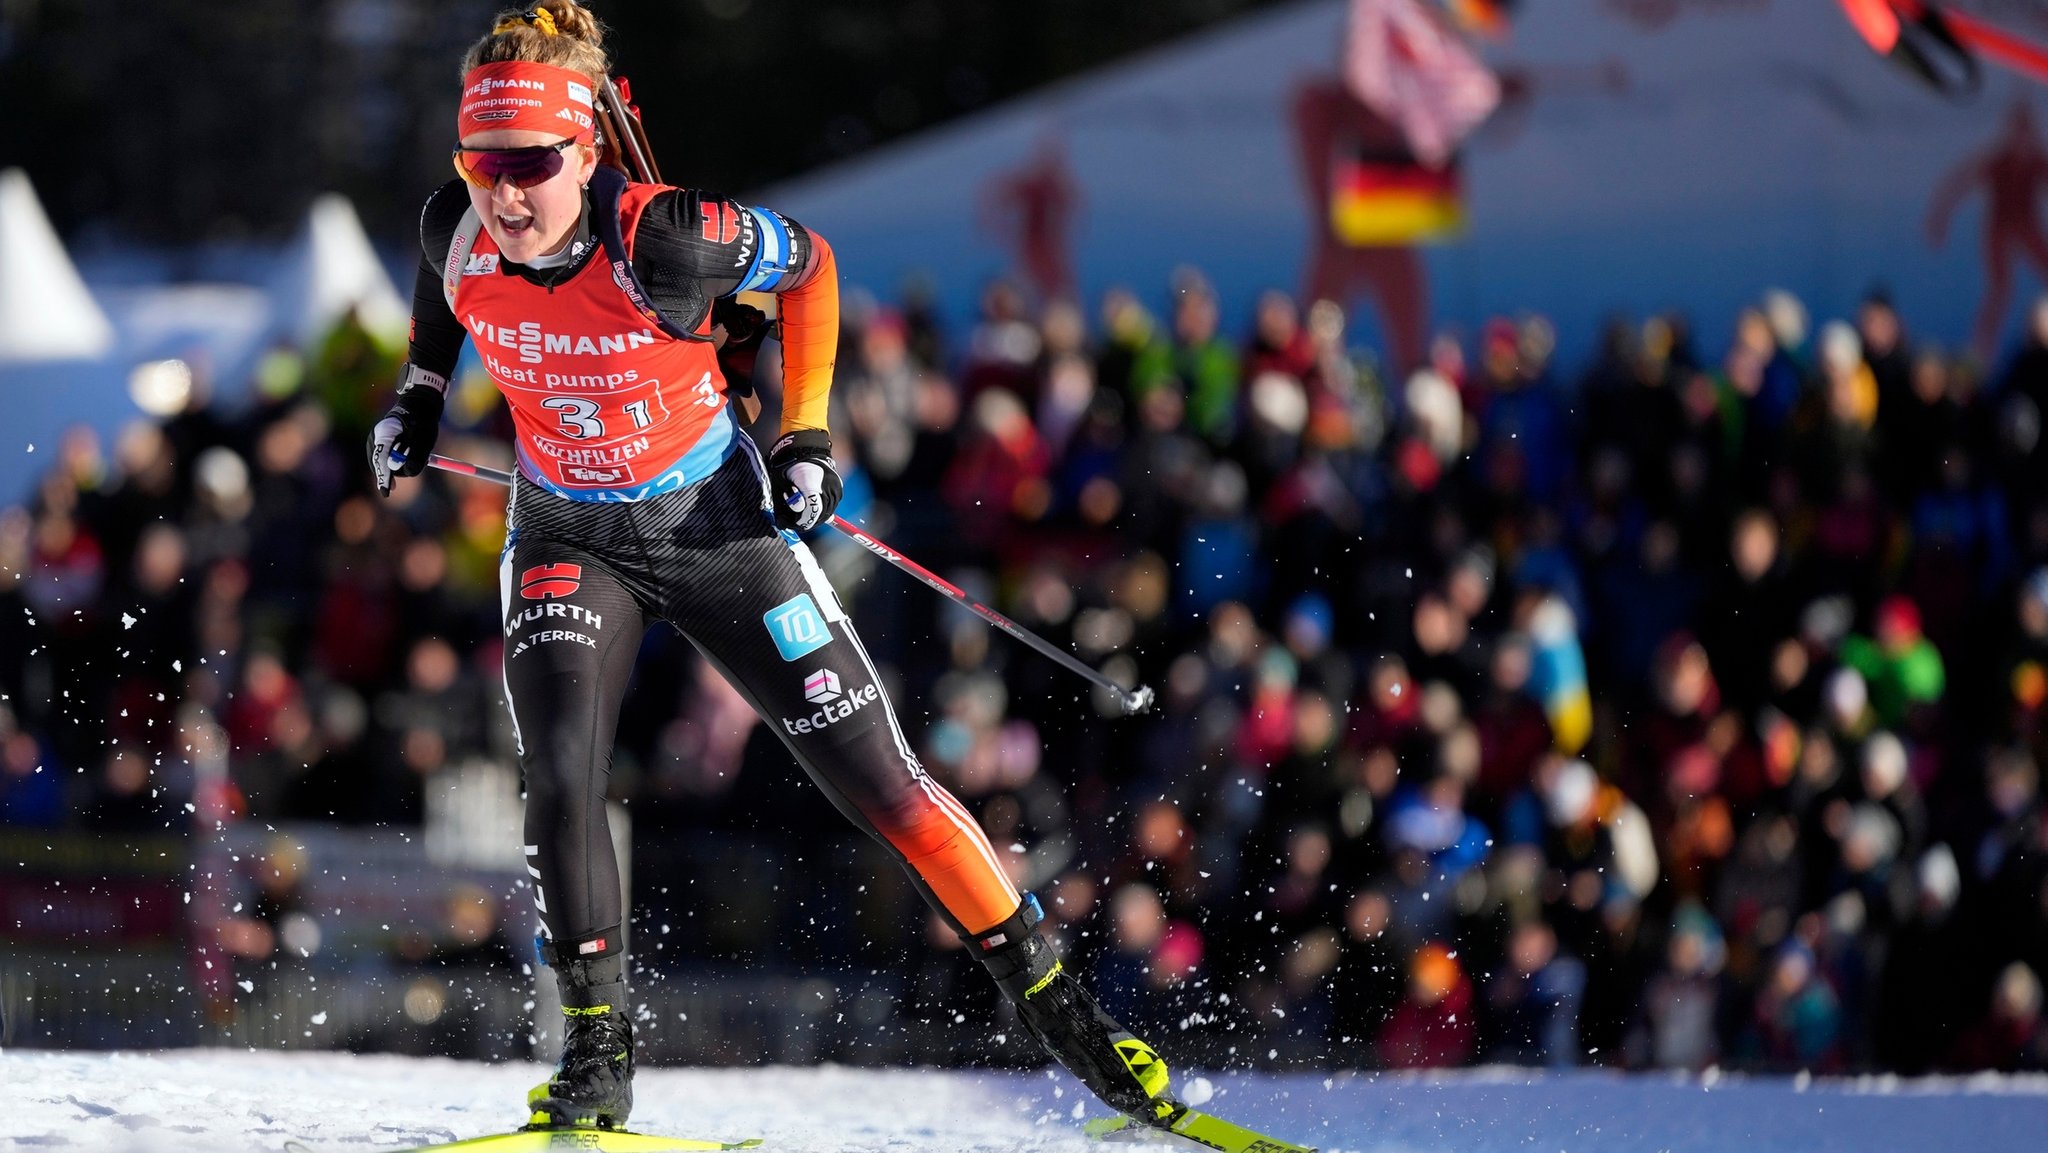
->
[451,138,578,190]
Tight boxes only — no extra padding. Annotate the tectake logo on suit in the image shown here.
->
[782,667,878,735]
[803,668,841,703]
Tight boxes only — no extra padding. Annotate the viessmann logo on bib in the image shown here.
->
[782,667,879,736]
[465,315,659,365]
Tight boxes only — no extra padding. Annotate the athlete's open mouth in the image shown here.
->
[499,214,535,237]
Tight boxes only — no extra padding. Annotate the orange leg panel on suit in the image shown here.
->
[871,784,1022,936]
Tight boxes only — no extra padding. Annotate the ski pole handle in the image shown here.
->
[400,451,1156,714]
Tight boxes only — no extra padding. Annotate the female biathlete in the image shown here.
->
[368,1,1176,1134]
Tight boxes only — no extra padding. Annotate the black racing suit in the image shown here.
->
[406,182,1023,964]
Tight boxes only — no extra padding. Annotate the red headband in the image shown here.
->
[457,60,596,143]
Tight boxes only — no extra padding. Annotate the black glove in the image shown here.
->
[712,296,775,398]
[768,428,842,532]
[712,296,771,354]
[367,365,447,497]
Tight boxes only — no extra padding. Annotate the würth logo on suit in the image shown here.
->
[701,201,740,244]
[520,563,584,600]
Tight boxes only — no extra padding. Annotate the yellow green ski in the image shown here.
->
[1084,1104,1317,1153]
[285,1130,761,1153]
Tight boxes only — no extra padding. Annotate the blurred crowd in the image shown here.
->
[8,270,2048,1075]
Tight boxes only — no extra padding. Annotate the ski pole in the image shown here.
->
[823,511,1157,715]
[395,451,1158,714]
[401,451,516,486]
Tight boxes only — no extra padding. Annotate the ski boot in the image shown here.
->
[974,895,1180,1127]
[527,953,635,1130]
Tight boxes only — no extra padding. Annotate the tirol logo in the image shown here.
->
[701,201,740,245]
[463,252,499,277]
[803,668,842,704]
[520,563,582,600]
[781,674,879,736]
[764,593,830,661]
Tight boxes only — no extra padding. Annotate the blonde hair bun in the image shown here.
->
[465,1,608,81]
[535,0,602,47]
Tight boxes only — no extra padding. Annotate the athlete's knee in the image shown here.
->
[519,732,608,811]
[869,788,980,863]
[829,755,937,833]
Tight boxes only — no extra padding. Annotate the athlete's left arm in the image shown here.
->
[633,191,837,436]
[748,214,837,436]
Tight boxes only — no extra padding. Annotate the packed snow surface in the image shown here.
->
[8,1052,2048,1153]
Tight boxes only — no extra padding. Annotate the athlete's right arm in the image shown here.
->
[369,183,470,496]
[407,181,469,379]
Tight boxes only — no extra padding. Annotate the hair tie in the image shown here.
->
[493,7,558,36]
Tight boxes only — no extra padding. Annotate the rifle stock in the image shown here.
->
[596,74,662,183]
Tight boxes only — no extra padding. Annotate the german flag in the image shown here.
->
[1330,153,1464,246]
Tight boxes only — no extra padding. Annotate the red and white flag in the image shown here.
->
[1345,0,1502,168]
